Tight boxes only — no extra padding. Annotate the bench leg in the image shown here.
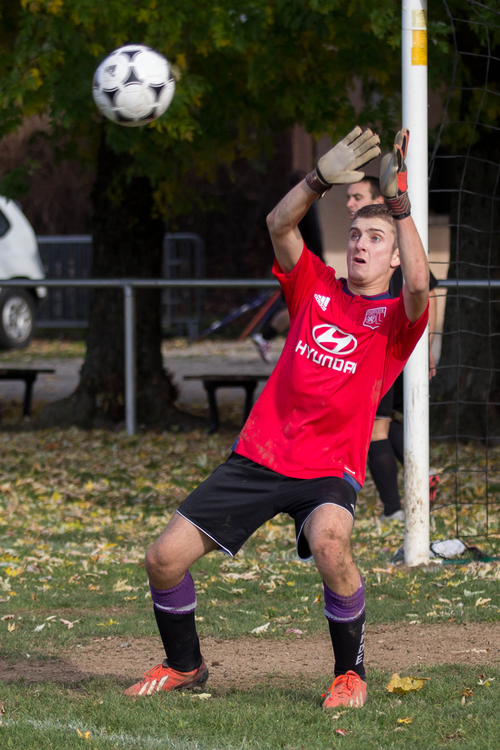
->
[243,382,258,425]
[23,375,37,417]
[204,382,220,434]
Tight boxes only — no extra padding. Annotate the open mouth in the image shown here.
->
[353,257,366,264]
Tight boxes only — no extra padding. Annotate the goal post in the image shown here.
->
[402,0,430,566]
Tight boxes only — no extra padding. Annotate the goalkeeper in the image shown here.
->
[125,127,429,709]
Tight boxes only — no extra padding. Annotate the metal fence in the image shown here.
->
[36,233,206,338]
[1,276,497,436]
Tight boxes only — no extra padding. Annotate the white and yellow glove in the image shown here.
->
[306,127,381,198]
[380,128,411,219]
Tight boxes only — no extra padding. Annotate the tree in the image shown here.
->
[0,0,405,427]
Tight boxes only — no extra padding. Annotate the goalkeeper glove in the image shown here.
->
[380,128,411,219]
[306,127,380,198]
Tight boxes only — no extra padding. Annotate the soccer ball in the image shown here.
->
[92,44,175,127]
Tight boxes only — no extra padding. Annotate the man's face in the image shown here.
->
[346,182,382,218]
[346,217,399,289]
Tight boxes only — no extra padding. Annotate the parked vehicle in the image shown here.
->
[0,197,46,348]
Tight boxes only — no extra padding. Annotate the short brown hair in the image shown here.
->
[352,203,398,250]
[360,176,382,200]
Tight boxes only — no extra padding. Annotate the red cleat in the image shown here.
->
[323,670,367,709]
[124,660,209,698]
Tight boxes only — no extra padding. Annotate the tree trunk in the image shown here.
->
[37,132,183,429]
[430,148,500,442]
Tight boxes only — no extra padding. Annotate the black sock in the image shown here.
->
[261,324,279,342]
[328,613,366,680]
[367,438,401,515]
[153,607,202,672]
[389,420,404,465]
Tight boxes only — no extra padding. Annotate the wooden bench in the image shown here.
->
[0,367,55,418]
[184,374,270,433]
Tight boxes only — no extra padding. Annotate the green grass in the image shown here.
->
[1,666,499,749]
[1,428,500,748]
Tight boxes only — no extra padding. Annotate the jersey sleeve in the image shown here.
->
[381,292,428,394]
[273,243,332,320]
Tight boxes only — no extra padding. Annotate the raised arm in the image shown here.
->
[267,127,381,273]
[380,129,429,323]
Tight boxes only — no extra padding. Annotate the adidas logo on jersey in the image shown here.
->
[314,294,330,311]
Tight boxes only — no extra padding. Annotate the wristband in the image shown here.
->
[384,192,411,220]
[305,168,332,199]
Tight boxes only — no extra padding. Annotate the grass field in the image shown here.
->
[0,426,499,748]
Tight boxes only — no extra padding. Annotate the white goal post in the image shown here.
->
[402,0,430,565]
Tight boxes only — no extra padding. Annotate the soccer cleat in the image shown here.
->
[379,509,405,523]
[251,332,272,363]
[123,659,209,697]
[429,469,440,503]
[323,670,367,709]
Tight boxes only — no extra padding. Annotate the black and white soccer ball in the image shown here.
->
[92,45,175,127]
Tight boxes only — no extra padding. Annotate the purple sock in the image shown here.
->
[323,577,365,622]
[150,571,197,614]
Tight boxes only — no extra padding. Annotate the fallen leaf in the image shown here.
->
[334,728,348,736]
[386,674,430,694]
[113,579,134,592]
[251,622,270,634]
[34,623,46,632]
[1,614,14,621]
[191,693,212,700]
[397,717,413,724]
[477,676,495,686]
[60,619,79,629]
[475,597,491,607]
[285,628,305,635]
[76,728,91,739]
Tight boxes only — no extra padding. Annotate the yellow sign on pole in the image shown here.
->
[412,30,427,65]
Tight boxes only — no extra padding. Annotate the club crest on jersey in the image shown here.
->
[314,294,330,311]
[312,324,357,355]
[363,307,387,329]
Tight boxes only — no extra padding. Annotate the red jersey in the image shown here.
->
[235,245,428,486]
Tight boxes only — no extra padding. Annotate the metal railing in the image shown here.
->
[0,277,496,435]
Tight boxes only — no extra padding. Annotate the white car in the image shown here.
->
[0,196,46,348]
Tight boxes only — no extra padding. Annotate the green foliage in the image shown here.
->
[0,158,39,199]
[0,0,409,212]
[0,1,495,206]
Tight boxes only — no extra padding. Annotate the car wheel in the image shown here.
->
[0,289,35,349]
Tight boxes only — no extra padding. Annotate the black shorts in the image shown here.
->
[376,385,394,419]
[177,453,357,561]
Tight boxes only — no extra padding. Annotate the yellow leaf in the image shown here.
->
[386,674,430,694]
[475,597,491,607]
[76,728,91,739]
[113,579,133,592]
[397,717,413,724]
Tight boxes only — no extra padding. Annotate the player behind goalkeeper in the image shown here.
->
[125,127,429,709]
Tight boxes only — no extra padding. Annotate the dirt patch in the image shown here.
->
[2,622,500,687]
